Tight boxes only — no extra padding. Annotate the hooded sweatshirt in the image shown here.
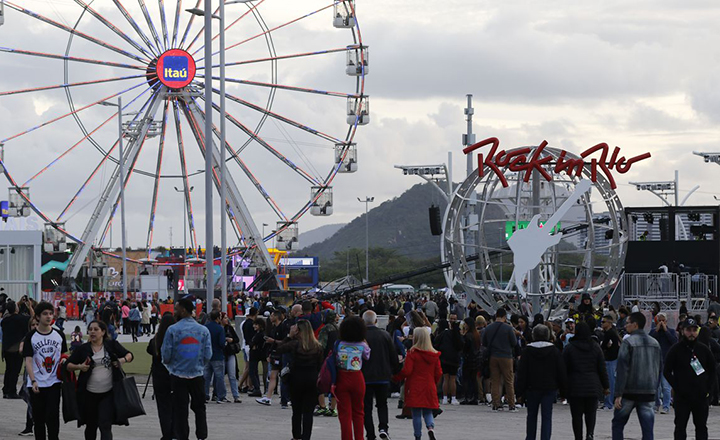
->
[516,341,567,396]
[663,337,716,399]
[562,323,609,397]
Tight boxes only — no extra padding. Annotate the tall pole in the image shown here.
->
[674,170,679,206]
[204,0,214,304]
[119,96,128,301]
[219,0,228,313]
[365,200,369,282]
[463,95,477,299]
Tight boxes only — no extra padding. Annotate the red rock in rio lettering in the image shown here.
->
[462,138,651,190]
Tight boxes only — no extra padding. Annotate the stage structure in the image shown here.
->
[0,1,367,289]
[443,137,651,314]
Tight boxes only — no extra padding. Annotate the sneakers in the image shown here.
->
[219,397,231,404]
[233,397,242,403]
[441,396,448,405]
[428,429,437,440]
[508,407,519,413]
[660,408,669,414]
[18,429,33,436]
[379,430,391,440]
[390,392,401,398]
[324,409,338,417]
[314,407,328,416]
[255,397,272,406]
[450,397,460,405]
[492,406,504,411]
[281,403,289,409]
[248,391,262,397]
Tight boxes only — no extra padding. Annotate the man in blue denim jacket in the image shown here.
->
[612,312,661,440]
[162,298,212,440]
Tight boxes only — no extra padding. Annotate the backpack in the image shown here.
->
[317,341,339,394]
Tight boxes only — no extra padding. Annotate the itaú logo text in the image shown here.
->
[162,56,189,81]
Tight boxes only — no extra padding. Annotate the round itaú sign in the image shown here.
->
[155,49,196,89]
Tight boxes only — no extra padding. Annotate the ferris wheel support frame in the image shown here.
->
[63,91,165,281]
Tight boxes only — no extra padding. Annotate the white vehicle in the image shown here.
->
[381,284,415,296]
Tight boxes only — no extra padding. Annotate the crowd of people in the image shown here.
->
[1,290,720,439]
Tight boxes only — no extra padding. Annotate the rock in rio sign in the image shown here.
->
[156,49,196,89]
[463,137,651,190]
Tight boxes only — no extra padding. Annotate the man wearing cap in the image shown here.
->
[562,318,575,348]
[663,318,716,440]
[612,312,661,440]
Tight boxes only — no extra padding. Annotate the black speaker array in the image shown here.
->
[429,205,442,236]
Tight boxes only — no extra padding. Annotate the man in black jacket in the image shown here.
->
[362,310,400,440]
[1,300,29,399]
[601,314,621,410]
[664,318,716,440]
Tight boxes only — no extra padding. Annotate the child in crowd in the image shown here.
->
[70,325,83,352]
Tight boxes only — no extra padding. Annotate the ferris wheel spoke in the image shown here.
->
[199,74,356,99]
[138,0,165,54]
[145,100,171,254]
[211,88,341,144]
[170,0,182,48]
[188,0,267,54]
[198,95,321,184]
[179,0,202,49]
[1,81,149,144]
[158,0,170,50]
[111,0,160,57]
[172,99,198,250]
[213,46,355,69]
[0,47,147,71]
[4,2,149,63]
[72,0,157,60]
[197,2,337,62]
[21,85,158,187]
[0,74,147,97]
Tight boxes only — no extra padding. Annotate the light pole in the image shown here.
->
[187,0,252,312]
[357,196,374,282]
[99,98,128,300]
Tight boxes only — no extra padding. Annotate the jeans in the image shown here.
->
[152,365,173,440]
[170,375,207,440]
[225,355,240,399]
[204,360,227,401]
[3,350,23,397]
[410,408,434,439]
[674,394,708,440]
[30,383,61,440]
[248,357,261,393]
[363,383,389,439]
[569,396,598,440]
[612,398,654,440]
[656,374,672,411]
[605,360,617,409]
[525,390,554,440]
[462,367,478,402]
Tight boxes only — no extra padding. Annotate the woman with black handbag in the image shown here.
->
[222,312,243,403]
[66,319,134,440]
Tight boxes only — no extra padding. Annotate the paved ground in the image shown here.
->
[1,381,718,440]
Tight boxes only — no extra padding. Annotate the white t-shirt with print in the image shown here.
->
[86,347,113,393]
[22,328,67,388]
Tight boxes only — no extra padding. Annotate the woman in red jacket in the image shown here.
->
[393,326,442,440]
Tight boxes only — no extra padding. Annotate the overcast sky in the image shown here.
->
[1,0,719,249]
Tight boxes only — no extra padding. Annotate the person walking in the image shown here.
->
[335,315,371,440]
[663,317,716,440]
[392,327,441,440]
[22,301,67,440]
[316,310,340,417]
[361,310,400,440]
[256,308,290,406]
[127,303,141,342]
[147,313,176,440]
[612,312,661,440]
[600,314,621,410]
[481,308,518,411]
[563,321,609,440]
[433,319,462,405]
[2,300,30,399]
[276,319,324,440]
[161,298,212,440]
[141,301,151,336]
[66,320,134,440]
[238,307,258,394]
[221,312,242,403]
[247,318,267,398]
[460,317,481,405]
[55,301,66,332]
[82,300,96,330]
[649,312,678,414]
[203,310,227,403]
[517,324,566,440]
[120,302,130,335]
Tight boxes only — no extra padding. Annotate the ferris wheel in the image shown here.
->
[0,0,368,285]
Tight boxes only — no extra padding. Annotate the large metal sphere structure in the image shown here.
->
[0,1,367,284]
[442,144,627,315]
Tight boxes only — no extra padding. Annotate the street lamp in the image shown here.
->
[99,98,128,300]
[357,196,374,282]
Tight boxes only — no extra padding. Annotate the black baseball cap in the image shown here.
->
[682,318,699,329]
